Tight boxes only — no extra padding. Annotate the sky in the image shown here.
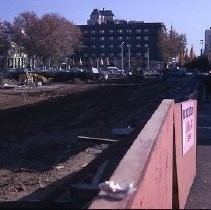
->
[0,0,210,56]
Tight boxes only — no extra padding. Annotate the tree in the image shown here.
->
[0,20,13,70]
[184,55,210,72]
[158,27,187,65]
[36,13,81,66]
[13,11,39,61]
[13,12,81,68]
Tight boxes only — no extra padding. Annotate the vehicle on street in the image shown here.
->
[171,67,186,76]
[100,66,125,80]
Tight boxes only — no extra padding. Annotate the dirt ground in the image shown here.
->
[0,78,181,201]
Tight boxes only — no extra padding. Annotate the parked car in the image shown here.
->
[171,68,186,76]
[100,66,125,80]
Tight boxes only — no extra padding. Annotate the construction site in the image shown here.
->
[0,71,198,209]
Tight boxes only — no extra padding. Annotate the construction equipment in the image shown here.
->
[18,71,49,86]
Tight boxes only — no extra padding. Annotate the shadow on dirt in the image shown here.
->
[0,81,150,171]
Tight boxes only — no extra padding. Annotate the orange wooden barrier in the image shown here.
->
[88,99,197,209]
[173,100,197,209]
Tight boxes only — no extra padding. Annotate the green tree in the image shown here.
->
[158,27,187,65]
[185,55,210,72]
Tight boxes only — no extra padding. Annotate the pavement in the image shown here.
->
[185,96,211,209]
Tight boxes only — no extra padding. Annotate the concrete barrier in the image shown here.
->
[89,99,174,209]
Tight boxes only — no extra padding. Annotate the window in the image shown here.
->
[91,45,95,49]
[144,44,148,48]
[126,36,131,40]
[91,30,95,34]
[100,45,105,49]
[136,53,141,56]
[100,30,105,34]
[136,44,141,48]
[84,53,88,57]
[91,53,95,57]
[84,30,88,34]
[101,53,105,57]
[144,36,148,41]
[109,45,114,48]
[109,30,113,34]
[118,29,123,34]
[127,29,132,33]
[144,52,148,57]
[100,37,105,41]
[136,29,141,33]
[144,29,148,33]
[118,36,123,40]
[91,37,95,41]
[109,37,114,41]
[136,36,141,40]
[109,53,114,57]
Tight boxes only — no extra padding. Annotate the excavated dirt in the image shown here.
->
[0,78,183,201]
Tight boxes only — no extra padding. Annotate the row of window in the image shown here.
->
[83,52,149,58]
[85,29,149,34]
[84,44,149,49]
[90,36,149,41]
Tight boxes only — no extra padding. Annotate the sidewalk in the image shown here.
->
[185,99,211,209]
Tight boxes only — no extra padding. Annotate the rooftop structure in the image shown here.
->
[88,8,115,25]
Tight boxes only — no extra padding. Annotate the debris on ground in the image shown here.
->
[99,180,136,200]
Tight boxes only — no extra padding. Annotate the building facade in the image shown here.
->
[7,42,28,69]
[73,9,165,70]
[205,28,211,54]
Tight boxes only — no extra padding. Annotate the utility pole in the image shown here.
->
[65,58,68,70]
[147,48,150,71]
[127,44,131,70]
[97,58,99,69]
[49,58,51,69]
[121,42,124,70]
[200,40,203,55]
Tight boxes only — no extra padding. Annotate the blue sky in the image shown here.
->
[0,0,210,55]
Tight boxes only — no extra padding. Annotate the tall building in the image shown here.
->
[205,28,211,54]
[74,9,165,70]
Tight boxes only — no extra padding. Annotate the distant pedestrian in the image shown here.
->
[197,74,204,104]
[204,72,211,103]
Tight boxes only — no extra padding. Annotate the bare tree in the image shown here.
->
[158,27,187,65]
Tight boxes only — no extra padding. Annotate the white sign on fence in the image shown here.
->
[182,100,195,155]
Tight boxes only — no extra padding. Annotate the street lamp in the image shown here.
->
[127,44,131,70]
[65,57,68,70]
[97,58,99,69]
[200,40,203,55]
[147,48,150,71]
[48,58,51,70]
[121,42,124,70]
